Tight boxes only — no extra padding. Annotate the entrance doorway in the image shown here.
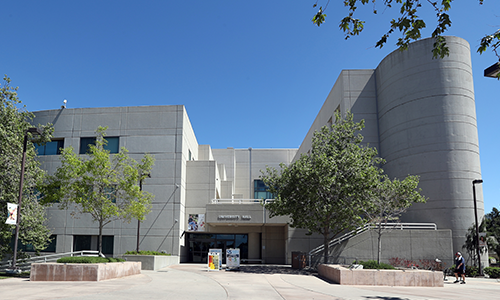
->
[187,233,248,263]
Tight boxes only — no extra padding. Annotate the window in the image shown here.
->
[35,139,64,155]
[254,179,274,200]
[11,235,57,252]
[73,235,114,255]
[42,235,57,252]
[103,185,117,203]
[80,137,119,154]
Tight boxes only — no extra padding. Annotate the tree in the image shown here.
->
[312,1,499,65]
[0,76,53,259]
[463,221,487,266]
[362,175,426,264]
[262,112,383,264]
[485,207,500,258]
[41,126,155,254]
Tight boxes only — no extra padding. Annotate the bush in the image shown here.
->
[56,257,125,264]
[358,260,396,270]
[465,265,479,277]
[484,267,500,278]
[124,250,171,256]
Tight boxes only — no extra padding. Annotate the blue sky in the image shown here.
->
[1,1,499,212]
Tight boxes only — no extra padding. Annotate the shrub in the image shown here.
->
[359,260,396,270]
[56,257,125,264]
[484,267,500,278]
[124,250,171,256]
[465,265,479,277]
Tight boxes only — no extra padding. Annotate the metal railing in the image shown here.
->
[0,250,104,272]
[308,222,437,267]
[210,199,274,204]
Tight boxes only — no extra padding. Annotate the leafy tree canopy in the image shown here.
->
[485,207,500,258]
[363,174,426,263]
[41,126,155,254]
[0,76,54,259]
[312,1,499,62]
[262,112,383,264]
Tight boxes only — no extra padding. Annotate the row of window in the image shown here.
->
[35,137,119,155]
[15,234,114,255]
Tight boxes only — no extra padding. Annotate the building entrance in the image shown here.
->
[187,233,248,263]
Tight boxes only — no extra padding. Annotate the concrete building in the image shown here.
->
[32,36,482,266]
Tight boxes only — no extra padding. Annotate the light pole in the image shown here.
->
[484,62,500,78]
[10,127,42,271]
[472,179,483,276]
[136,173,151,253]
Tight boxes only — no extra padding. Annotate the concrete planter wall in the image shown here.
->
[30,262,141,281]
[122,255,179,270]
[318,264,443,287]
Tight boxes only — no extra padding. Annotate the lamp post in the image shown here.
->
[10,127,42,271]
[136,173,151,253]
[484,62,500,78]
[472,179,483,276]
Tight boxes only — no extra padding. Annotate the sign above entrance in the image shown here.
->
[217,215,252,221]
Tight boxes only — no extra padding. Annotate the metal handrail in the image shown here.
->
[307,222,437,267]
[0,250,104,272]
[210,199,274,204]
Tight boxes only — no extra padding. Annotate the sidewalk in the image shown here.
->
[0,264,498,300]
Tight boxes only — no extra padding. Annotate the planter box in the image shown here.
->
[122,255,179,270]
[30,262,141,281]
[318,264,443,287]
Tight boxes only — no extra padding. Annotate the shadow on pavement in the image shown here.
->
[234,265,318,276]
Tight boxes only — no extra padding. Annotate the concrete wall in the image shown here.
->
[294,36,482,262]
[375,36,483,256]
[33,105,193,257]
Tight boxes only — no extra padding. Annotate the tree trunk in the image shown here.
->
[377,227,382,264]
[98,220,103,256]
[323,233,329,264]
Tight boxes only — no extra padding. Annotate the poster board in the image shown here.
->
[208,249,222,270]
[208,251,221,271]
[188,214,205,231]
[226,248,240,269]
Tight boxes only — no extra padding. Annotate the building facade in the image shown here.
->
[33,36,482,265]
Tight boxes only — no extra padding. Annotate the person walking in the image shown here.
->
[454,252,466,284]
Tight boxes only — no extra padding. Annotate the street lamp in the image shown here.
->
[10,127,42,271]
[484,62,500,78]
[472,179,484,276]
[136,173,151,253]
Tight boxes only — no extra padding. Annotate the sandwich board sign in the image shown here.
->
[208,249,222,271]
[226,248,240,269]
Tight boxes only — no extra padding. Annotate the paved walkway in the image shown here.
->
[1,264,499,300]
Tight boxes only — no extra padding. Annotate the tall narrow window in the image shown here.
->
[254,179,274,200]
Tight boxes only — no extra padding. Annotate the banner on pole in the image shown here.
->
[5,203,18,225]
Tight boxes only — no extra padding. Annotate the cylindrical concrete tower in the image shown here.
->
[375,36,483,257]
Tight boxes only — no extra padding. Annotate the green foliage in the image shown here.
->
[262,111,383,264]
[364,175,426,263]
[312,1,498,60]
[359,260,395,270]
[124,250,171,256]
[484,267,500,278]
[41,126,155,254]
[0,76,53,259]
[57,256,125,264]
[465,265,479,277]
[485,207,500,257]
[462,221,487,266]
